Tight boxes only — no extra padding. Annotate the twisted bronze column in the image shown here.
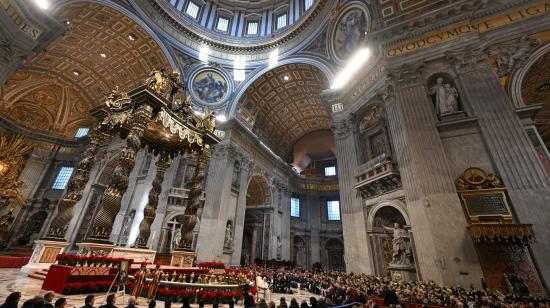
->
[179,148,210,249]
[87,105,153,242]
[136,154,171,248]
[46,127,110,240]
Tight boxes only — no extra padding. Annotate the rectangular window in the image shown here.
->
[52,167,74,190]
[75,127,89,138]
[276,14,287,30]
[327,200,341,221]
[324,166,336,176]
[291,197,300,217]
[185,1,200,19]
[247,21,259,35]
[304,0,314,10]
[216,17,229,32]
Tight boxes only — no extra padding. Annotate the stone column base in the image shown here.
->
[171,250,196,267]
[112,246,156,263]
[388,263,417,281]
[76,242,115,256]
[21,240,70,273]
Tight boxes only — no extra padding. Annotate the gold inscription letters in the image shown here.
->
[386,1,549,57]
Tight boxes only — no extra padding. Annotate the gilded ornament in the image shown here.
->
[0,134,33,207]
[104,86,131,110]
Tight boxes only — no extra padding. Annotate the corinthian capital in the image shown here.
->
[387,62,425,87]
[446,47,489,73]
[331,115,355,139]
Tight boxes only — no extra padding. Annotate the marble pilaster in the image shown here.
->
[195,142,235,262]
[308,193,321,264]
[451,53,550,286]
[383,67,483,286]
[230,158,253,266]
[332,115,373,274]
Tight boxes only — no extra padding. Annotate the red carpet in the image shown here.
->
[0,256,30,268]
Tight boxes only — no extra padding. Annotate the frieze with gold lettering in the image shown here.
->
[386,1,549,57]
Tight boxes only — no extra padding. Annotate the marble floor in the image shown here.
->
[0,269,321,307]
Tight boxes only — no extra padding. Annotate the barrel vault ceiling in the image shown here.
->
[236,63,331,162]
[0,2,171,140]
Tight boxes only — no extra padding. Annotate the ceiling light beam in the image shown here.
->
[331,48,370,90]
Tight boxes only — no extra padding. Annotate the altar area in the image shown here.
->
[0,268,320,307]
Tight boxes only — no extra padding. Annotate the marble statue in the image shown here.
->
[276,236,282,259]
[431,77,459,116]
[491,35,541,77]
[224,221,233,249]
[385,222,412,265]
[172,228,181,249]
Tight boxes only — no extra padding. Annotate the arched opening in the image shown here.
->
[246,175,271,208]
[242,174,271,264]
[293,235,307,268]
[17,211,48,246]
[368,205,408,277]
[325,238,345,271]
[234,62,340,268]
[160,214,201,253]
[519,46,550,173]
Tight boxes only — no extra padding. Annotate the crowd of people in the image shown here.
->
[245,268,549,308]
[2,268,548,308]
[0,291,235,308]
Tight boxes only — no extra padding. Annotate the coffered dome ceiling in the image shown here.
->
[236,63,330,162]
[0,2,171,140]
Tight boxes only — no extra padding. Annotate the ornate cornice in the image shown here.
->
[446,47,490,73]
[135,0,332,63]
[0,116,87,150]
[373,0,534,49]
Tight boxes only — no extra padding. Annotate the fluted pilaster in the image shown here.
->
[332,114,373,274]
[383,65,483,286]
[450,51,550,286]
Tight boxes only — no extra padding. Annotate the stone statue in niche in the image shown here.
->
[172,228,181,249]
[430,77,460,116]
[276,236,282,259]
[384,222,413,265]
[232,161,241,189]
[224,220,233,249]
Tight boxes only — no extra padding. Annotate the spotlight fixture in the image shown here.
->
[72,70,81,77]
[65,20,71,25]
[127,34,136,41]
[34,0,49,10]
[99,52,107,58]
[283,75,290,81]
[331,48,370,90]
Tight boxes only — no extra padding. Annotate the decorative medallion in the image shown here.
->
[191,69,229,105]
[463,167,487,185]
[331,7,367,63]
